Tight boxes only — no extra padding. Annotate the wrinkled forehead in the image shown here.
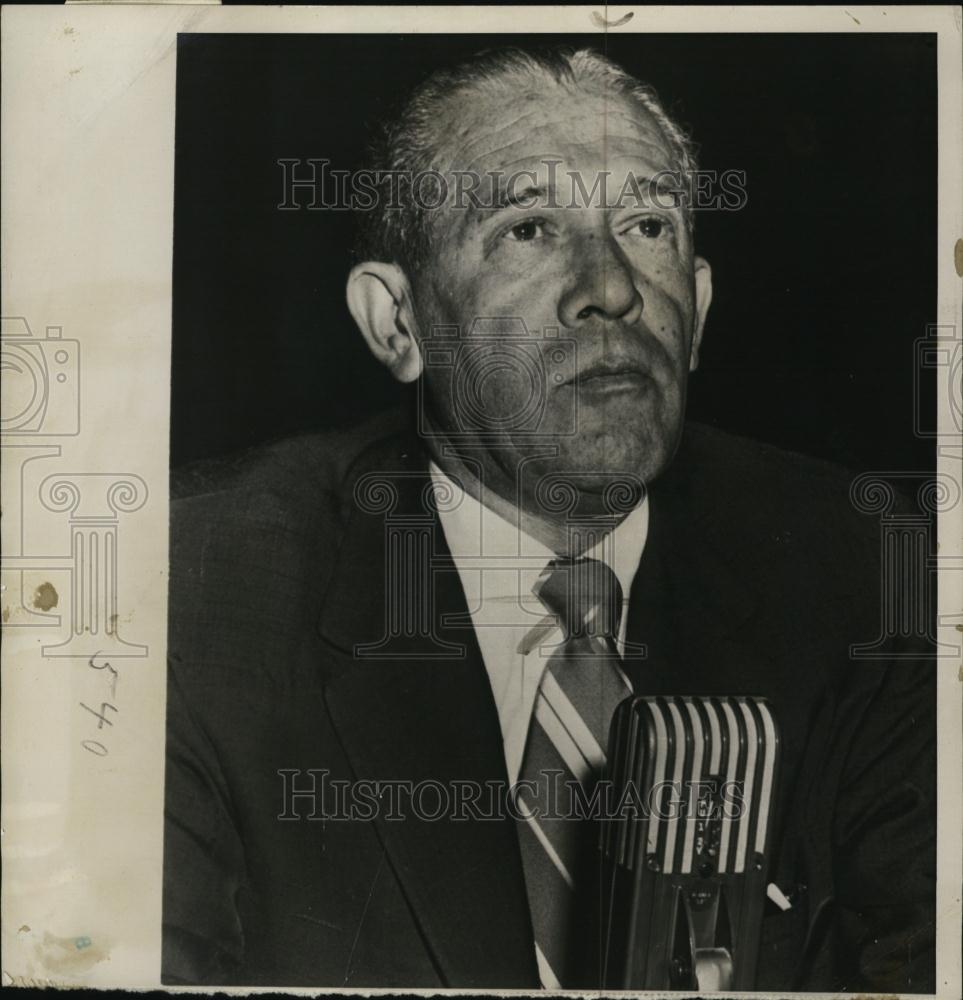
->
[434,79,681,191]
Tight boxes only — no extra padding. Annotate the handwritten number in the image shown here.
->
[88,653,118,697]
[79,701,117,729]
[82,655,120,756]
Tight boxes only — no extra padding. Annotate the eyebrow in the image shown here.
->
[464,183,553,225]
[496,183,550,210]
[459,172,688,225]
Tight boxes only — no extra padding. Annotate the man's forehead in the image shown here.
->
[436,82,679,179]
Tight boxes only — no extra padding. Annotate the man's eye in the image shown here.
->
[630,217,666,238]
[504,219,545,242]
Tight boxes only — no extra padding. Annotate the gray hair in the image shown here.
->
[354,46,698,270]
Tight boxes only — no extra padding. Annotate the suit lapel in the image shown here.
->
[623,439,762,694]
[313,424,774,986]
[317,444,538,988]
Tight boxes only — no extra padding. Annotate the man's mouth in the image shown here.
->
[569,361,651,394]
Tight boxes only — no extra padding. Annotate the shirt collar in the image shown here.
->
[429,461,649,602]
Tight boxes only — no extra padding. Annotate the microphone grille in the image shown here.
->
[603,695,780,877]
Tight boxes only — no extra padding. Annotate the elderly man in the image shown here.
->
[162,47,935,991]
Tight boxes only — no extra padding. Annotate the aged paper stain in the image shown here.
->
[591,10,634,29]
[954,237,963,277]
[32,582,58,612]
[33,931,108,976]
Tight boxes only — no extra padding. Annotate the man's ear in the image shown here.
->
[688,255,713,372]
[346,261,422,383]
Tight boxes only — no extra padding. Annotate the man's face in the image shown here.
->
[412,81,710,498]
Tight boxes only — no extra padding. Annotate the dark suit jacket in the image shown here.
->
[162,411,935,991]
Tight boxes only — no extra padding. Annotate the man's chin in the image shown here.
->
[525,424,679,492]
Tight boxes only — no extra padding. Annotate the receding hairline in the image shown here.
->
[353,46,698,266]
[421,73,681,175]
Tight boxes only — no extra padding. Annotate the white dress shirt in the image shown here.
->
[430,462,649,785]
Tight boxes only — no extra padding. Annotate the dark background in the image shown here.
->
[171,32,937,473]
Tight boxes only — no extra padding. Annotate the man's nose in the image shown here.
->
[557,233,643,327]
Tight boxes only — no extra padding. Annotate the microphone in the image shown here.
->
[599,695,780,990]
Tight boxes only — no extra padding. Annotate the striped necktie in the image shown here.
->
[515,556,633,988]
